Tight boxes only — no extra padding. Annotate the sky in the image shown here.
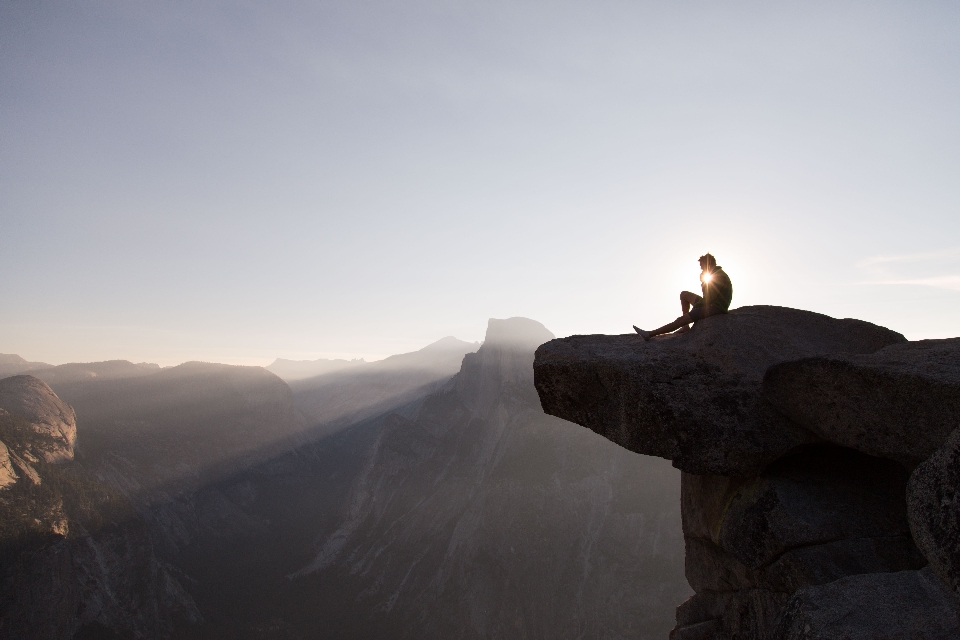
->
[2,1,959,366]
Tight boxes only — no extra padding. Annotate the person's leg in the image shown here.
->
[680,290,699,315]
[634,304,716,341]
[634,314,693,340]
[677,291,700,333]
[634,291,703,341]
[649,314,693,337]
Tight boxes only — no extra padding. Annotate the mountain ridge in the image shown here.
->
[289,335,481,430]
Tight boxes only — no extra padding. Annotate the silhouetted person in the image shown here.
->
[634,253,733,341]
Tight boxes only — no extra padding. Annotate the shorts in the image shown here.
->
[689,303,726,322]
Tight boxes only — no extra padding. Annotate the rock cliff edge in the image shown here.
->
[533,306,960,640]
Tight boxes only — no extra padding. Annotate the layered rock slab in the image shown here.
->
[763,338,960,467]
[533,306,904,476]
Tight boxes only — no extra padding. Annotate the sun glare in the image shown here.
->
[702,272,713,283]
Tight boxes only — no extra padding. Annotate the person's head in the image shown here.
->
[699,253,717,272]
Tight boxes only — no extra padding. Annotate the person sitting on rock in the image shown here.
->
[634,253,733,341]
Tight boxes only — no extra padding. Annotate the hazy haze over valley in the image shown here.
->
[0,318,688,639]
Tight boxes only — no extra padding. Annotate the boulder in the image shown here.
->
[763,338,960,466]
[774,567,960,639]
[534,306,905,476]
[907,426,960,600]
[0,375,76,463]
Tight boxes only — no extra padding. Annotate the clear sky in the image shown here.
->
[2,1,958,366]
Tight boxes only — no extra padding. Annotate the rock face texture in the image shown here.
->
[0,441,17,488]
[533,306,960,639]
[774,567,960,640]
[763,338,960,467]
[908,426,960,601]
[677,448,928,639]
[0,375,77,464]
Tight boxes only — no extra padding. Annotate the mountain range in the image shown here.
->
[287,336,480,432]
[0,321,687,639]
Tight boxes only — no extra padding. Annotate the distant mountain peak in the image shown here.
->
[0,354,53,378]
[483,317,555,350]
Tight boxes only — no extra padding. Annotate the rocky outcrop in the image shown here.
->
[0,440,18,488]
[534,306,904,477]
[0,375,201,640]
[533,306,960,639]
[0,375,77,464]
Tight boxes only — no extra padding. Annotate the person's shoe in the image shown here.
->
[633,326,651,341]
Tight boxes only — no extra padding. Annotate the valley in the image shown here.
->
[0,319,688,639]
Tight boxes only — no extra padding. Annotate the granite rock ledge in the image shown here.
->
[533,306,960,639]
[533,306,905,477]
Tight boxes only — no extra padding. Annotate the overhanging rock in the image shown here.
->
[763,338,960,467]
[533,306,905,476]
